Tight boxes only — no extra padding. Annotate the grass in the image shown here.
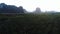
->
[0,13,60,34]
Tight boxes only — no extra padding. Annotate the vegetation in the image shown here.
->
[0,13,60,34]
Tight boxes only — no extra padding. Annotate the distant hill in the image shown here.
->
[0,3,25,13]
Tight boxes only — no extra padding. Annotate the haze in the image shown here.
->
[0,0,60,12]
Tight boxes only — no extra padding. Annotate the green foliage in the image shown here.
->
[0,14,60,34]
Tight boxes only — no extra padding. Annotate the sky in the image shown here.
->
[0,0,60,12]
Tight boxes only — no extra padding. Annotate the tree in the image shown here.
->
[18,6,24,13]
[34,7,41,14]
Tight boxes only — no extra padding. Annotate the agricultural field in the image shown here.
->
[0,13,60,34]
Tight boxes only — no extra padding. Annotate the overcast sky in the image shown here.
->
[0,0,60,12]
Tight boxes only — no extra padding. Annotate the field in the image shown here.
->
[0,13,60,34]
